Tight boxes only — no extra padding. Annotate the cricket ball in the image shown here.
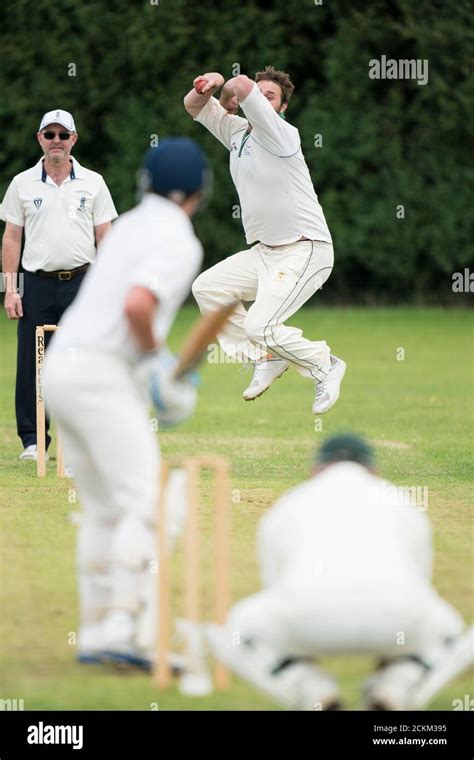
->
[194,77,209,95]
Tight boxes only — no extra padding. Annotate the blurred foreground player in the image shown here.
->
[207,434,473,709]
[43,138,211,668]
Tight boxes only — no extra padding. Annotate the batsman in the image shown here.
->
[43,138,213,669]
[185,66,345,414]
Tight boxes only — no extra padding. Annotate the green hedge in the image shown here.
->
[0,0,471,302]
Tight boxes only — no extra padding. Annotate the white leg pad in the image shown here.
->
[163,469,189,548]
[205,623,340,710]
[413,625,474,708]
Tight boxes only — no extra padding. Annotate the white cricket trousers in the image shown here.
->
[192,239,334,381]
[43,349,160,658]
[226,578,464,666]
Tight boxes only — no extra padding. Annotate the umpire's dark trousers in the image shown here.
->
[17,270,87,449]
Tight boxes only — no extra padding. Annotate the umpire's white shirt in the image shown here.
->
[195,84,331,246]
[50,194,203,361]
[0,157,117,271]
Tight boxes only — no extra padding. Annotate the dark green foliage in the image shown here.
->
[0,0,471,302]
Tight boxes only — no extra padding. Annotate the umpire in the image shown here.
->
[0,109,117,461]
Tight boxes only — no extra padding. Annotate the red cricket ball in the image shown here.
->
[194,77,209,95]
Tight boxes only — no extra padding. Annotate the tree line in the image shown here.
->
[0,0,471,303]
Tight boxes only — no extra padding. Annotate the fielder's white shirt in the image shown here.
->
[195,84,332,246]
[50,194,203,361]
[258,462,432,593]
[0,157,117,271]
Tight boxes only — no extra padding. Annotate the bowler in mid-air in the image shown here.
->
[184,66,346,416]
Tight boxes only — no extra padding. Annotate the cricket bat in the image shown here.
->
[173,302,237,380]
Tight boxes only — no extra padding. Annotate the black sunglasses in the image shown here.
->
[42,131,72,140]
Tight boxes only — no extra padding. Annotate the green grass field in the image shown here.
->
[0,306,472,711]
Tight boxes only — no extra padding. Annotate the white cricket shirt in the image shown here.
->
[258,462,432,592]
[0,157,117,271]
[195,84,332,246]
[49,194,203,361]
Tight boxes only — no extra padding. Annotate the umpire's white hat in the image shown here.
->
[39,109,76,132]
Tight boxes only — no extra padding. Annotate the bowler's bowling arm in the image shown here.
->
[184,72,225,118]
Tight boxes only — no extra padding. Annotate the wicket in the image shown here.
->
[35,324,65,478]
[154,455,231,690]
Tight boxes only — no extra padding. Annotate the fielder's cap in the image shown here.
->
[316,433,375,468]
[140,137,212,202]
[39,109,76,132]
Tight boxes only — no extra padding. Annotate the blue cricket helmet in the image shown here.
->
[139,137,212,206]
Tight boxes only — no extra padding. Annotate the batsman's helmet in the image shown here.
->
[139,137,212,208]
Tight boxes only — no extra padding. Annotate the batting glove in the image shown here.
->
[146,346,199,429]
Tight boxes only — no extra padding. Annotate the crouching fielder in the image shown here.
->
[207,435,473,710]
[43,138,210,669]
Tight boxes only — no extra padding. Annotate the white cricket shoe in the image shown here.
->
[19,444,49,462]
[362,627,474,710]
[243,358,289,401]
[362,660,427,711]
[77,621,186,673]
[102,610,135,654]
[275,660,342,711]
[312,355,346,414]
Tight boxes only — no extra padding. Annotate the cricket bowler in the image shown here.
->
[184,66,345,414]
[207,435,473,710]
[43,138,211,668]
